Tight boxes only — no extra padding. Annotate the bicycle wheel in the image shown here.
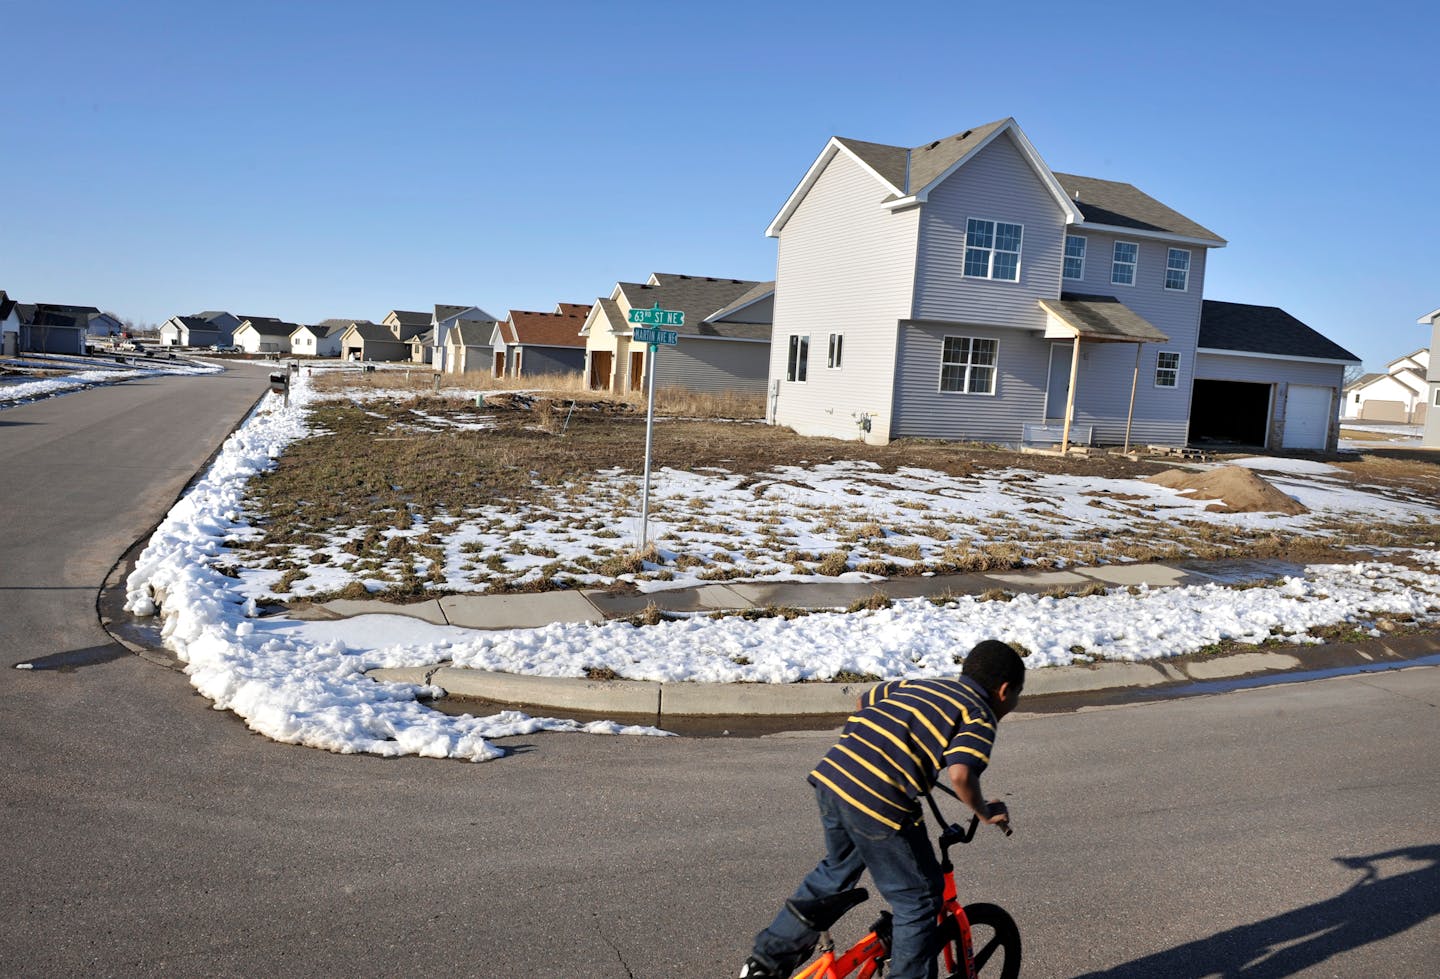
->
[936,903,1021,979]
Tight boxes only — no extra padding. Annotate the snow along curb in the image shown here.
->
[364,632,1440,718]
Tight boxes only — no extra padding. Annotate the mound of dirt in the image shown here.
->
[1144,466,1308,514]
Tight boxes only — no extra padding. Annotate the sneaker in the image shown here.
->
[739,956,779,978]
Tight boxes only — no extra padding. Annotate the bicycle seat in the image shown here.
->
[786,888,870,931]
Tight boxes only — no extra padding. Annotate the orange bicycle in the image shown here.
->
[782,788,1021,979]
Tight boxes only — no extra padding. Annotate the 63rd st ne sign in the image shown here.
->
[624,303,684,549]
[627,302,685,329]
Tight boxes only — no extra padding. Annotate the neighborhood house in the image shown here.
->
[1344,347,1430,424]
[764,117,1358,451]
[1417,307,1440,448]
[491,303,589,378]
[580,273,774,395]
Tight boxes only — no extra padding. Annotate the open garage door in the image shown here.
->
[1282,384,1333,450]
[1190,379,1271,448]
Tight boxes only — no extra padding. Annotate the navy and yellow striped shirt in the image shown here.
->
[808,676,997,831]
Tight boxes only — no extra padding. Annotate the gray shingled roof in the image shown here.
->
[387,309,431,327]
[706,281,775,323]
[823,121,1222,245]
[618,274,772,340]
[1199,300,1359,362]
[240,319,299,337]
[1042,294,1170,343]
[450,320,497,346]
[434,304,470,322]
[1053,173,1224,243]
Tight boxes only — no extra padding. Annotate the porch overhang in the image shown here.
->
[1038,294,1170,344]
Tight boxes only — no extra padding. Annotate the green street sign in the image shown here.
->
[633,326,678,346]
[627,302,685,328]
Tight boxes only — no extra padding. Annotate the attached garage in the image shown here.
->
[1193,301,1360,453]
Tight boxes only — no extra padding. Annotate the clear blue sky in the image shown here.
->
[4,0,1436,371]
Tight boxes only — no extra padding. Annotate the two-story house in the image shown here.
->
[766,117,1357,451]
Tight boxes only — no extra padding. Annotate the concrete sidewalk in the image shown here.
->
[286,557,1440,722]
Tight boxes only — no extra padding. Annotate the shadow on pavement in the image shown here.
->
[1073,844,1440,977]
[17,643,132,671]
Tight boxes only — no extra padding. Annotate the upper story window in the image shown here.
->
[1063,235,1086,280]
[1111,241,1138,286]
[939,336,998,394]
[964,218,1023,282]
[1155,350,1181,388]
[1165,248,1191,291]
[786,335,809,382]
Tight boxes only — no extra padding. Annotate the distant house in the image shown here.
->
[87,312,122,337]
[764,116,1357,451]
[339,321,410,362]
[442,320,500,374]
[290,323,346,357]
[431,305,499,373]
[580,274,774,395]
[492,303,589,379]
[161,311,241,347]
[16,303,95,355]
[383,309,432,337]
[232,317,298,354]
[1,290,19,356]
[1416,308,1440,448]
[1343,348,1430,423]
[409,328,435,364]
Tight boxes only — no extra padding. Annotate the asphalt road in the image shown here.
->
[3,370,1437,978]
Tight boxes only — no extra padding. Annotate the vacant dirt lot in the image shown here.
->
[227,386,1440,602]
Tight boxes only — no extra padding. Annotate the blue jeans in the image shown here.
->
[752,784,943,979]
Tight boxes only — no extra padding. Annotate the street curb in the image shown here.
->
[365,634,1440,721]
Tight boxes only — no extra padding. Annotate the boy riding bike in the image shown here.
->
[741,640,1025,979]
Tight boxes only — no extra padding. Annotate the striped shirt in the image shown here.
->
[808,676,997,832]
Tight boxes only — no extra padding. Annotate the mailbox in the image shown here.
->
[269,372,288,393]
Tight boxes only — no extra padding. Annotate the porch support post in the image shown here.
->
[1124,341,1141,454]
[1061,336,1082,454]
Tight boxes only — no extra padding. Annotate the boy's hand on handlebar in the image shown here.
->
[983,800,1013,835]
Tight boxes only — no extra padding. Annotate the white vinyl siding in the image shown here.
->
[963,219,1023,281]
[1111,241,1138,286]
[769,147,920,440]
[1155,350,1180,388]
[939,336,998,394]
[1063,235,1086,280]
[1165,248,1191,291]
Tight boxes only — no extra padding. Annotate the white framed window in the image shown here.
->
[1112,241,1138,286]
[1165,248,1191,291]
[786,335,809,382]
[827,333,843,369]
[1155,350,1181,388]
[964,218,1023,281]
[1063,235,1086,280]
[939,336,998,394]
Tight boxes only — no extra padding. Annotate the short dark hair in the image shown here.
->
[961,640,1025,694]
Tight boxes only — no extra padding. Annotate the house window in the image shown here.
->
[1063,235,1086,280]
[828,333,843,369]
[1434,388,1440,407]
[1112,241,1138,286]
[787,335,809,382]
[1165,248,1191,291]
[939,336,998,394]
[964,218,1023,281]
[1155,350,1181,388]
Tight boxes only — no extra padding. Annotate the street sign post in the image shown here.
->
[627,305,684,550]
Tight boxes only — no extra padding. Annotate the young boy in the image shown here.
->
[740,639,1025,979]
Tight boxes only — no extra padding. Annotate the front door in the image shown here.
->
[494,351,505,378]
[1045,342,1074,421]
[589,351,612,390]
[629,351,645,392]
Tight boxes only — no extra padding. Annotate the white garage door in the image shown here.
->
[1283,384,1332,450]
